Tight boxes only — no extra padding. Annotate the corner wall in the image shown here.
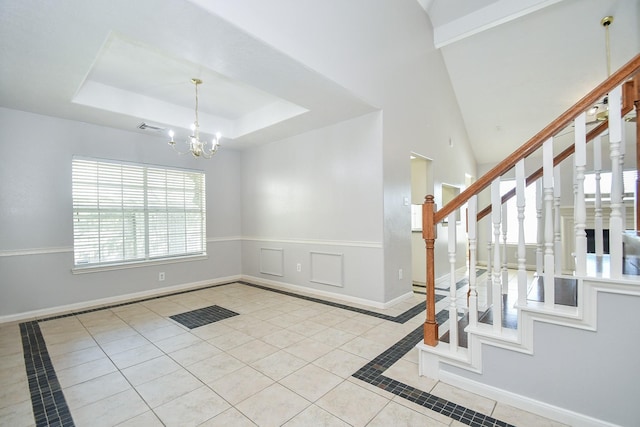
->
[0,108,242,318]
[441,291,640,426]
[240,112,386,303]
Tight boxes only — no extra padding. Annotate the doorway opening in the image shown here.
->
[410,153,433,290]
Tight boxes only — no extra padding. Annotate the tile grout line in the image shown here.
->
[18,280,507,427]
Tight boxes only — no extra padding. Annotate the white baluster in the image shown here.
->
[609,85,623,278]
[448,211,458,352]
[486,216,493,306]
[554,165,562,273]
[491,179,503,331]
[619,121,626,231]
[574,113,588,275]
[543,138,555,307]
[516,160,527,307]
[594,135,604,256]
[572,157,578,272]
[468,196,478,328]
[536,179,544,278]
[501,202,509,294]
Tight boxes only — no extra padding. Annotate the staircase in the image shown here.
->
[416,54,640,427]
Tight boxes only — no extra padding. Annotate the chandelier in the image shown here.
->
[168,78,221,159]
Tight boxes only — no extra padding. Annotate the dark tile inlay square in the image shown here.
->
[170,305,239,329]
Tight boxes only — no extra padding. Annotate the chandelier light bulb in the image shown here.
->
[167,78,222,159]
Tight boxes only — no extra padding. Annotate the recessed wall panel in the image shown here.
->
[260,247,284,276]
[310,251,343,287]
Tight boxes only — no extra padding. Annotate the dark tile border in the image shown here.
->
[352,325,515,427]
[19,279,510,427]
[241,281,445,323]
[21,321,74,427]
[435,269,487,291]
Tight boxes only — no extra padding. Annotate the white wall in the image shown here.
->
[442,291,640,426]
[203,0,477,301]
[1,1,479,317]
[0,108,242,317]
[240,113,386,303]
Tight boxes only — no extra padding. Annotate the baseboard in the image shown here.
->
[439,370,619,427]
[241,275,411,309]
[0,275,242,324]
[382,290,415,308]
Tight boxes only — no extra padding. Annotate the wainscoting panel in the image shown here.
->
[310,251,343,287]
[260,247,284,277]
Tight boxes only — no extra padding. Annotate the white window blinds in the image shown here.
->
[72,158,206,267]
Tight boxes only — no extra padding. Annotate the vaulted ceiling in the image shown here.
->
[0,0,638,164]
[421,0,639,164]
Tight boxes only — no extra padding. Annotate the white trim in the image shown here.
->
[0,236,374,259]
[1,273,415,324]
[71,254,209,274]
[242,236,383,249]
[241,274,413,310]
[207,236,242,243]
[0,275,242,324]
[383,290,415,308]
[433,0,562,48]
[438,370,619,427]
[0,237,242,258]
[0,246,73,257]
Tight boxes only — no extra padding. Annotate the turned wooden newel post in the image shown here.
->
[423,195,438,346]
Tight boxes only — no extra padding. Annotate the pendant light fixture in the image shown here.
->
[168,78,222,159]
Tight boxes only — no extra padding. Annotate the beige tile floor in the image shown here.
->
[0,282,566,427]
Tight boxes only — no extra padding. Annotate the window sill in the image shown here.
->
[71,254,208,274]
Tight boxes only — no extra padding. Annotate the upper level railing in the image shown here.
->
[422,53,640,347]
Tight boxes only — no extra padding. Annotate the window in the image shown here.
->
[583,170,636,202]
[72,157,206,268]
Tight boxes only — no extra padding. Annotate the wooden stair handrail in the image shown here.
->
[476,105,633,221]
[433,53,640,224]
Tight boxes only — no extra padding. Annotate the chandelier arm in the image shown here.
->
[169,142,192,156]
[167,78,221,159]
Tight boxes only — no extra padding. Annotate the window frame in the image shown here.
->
[71,157,207,272]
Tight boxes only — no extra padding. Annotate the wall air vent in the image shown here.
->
[138,122,166,132]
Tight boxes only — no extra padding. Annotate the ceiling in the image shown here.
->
[0,0,375,151]
[421,0,639,164]
[0,0,638,163]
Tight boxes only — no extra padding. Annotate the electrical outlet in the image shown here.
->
[296,263,302,272]
[398,268,403,280]
[159,272,165,281]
